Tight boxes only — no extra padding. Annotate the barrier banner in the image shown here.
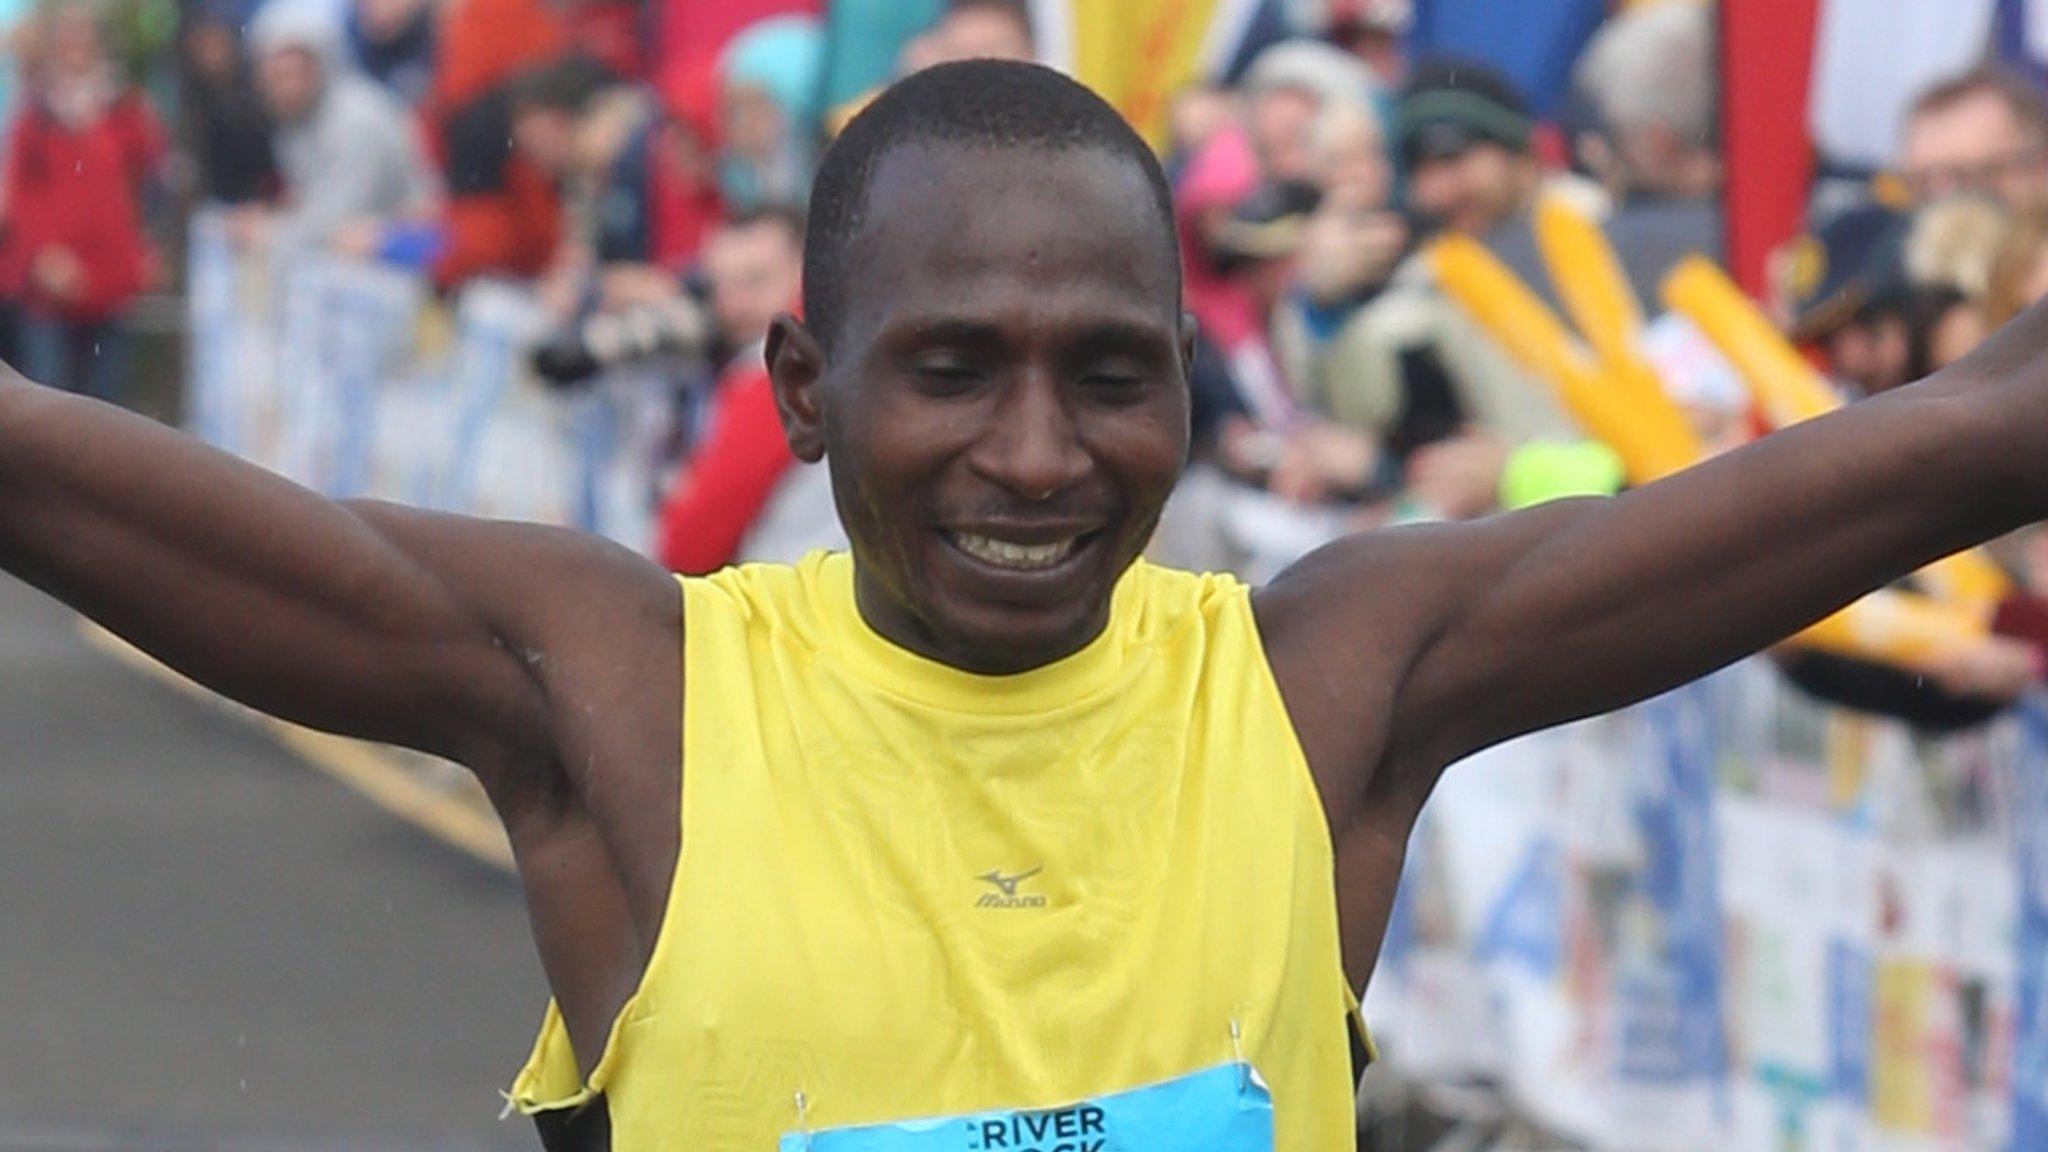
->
[1373,665,2041,1152]
[1609,682,1728,1149]
[2012,705,2048,1151]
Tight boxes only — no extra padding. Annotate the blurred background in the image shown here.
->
[5,0,2048,1149]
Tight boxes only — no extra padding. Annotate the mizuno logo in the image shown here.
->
[975,865,1047,908]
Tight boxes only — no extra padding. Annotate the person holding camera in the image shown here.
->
[654,207,842,573]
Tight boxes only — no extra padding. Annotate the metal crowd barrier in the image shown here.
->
[184,210,673,553]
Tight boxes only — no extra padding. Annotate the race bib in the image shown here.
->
[778,1062,1274,1152]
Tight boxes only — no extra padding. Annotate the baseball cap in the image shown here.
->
[1782,205,1908,342]
[1394,59,1532,165]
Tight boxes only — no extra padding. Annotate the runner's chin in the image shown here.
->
[929,528,1115,660]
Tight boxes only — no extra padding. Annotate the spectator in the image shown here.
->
[1279,102,1401,329]
[1395,59,1542,245]
[1265,99,1589,525]
[717,15,824,211]
[701,204,801,355]
[1262,102,1409,503]
[1784,204,1986,400]
[347,0,436,106]
[1278,59,1580,516]
[1172,40,1371,433]
[180,3,276,206]
[495,55,624,317]
[240,0,439,258]
[1570,0,1722,305]
[419,0,575,287]
[1296,103,1402,300]
[1393,57,1609,308]
[585,79,724,279]
[656,207,837,573]
[1173,119,1288,427]
[1240,39,1374,185]
[524,79,716,387]
[506,55,618,187]
[517,63,720,330]
[433,83,563,286]
[0,3,164,400]
[1898,67,2048,215]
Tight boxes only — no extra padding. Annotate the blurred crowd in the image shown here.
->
[6,0,2048,728]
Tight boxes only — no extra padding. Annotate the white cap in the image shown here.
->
[247,0,345,67]
[1243,38,1377,114]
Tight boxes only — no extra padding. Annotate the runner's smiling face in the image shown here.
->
[781,143,1192,675]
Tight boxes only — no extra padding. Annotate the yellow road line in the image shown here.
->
[77,621,515,873]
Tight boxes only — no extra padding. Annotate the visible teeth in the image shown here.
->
[951,533,1079,570]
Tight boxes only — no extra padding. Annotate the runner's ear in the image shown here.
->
[767,313,827,464]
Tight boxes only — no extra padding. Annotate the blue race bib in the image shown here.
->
[779,1062,1274,1152]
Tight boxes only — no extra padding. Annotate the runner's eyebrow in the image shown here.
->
[1068,321,1177,362]
[885,318,1006,353]
[882,317,1175,359]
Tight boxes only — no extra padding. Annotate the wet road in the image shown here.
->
[0,575,547,1151]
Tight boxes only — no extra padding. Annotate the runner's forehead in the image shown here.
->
[841,144,1181,343]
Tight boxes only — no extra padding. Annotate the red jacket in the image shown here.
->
[429,0,566,114]
[433,152,562,288]
[0,92,164,321]
[657,360,798,574]
[425,0,568,289]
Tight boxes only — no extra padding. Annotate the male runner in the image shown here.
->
[2,60,2040,1150]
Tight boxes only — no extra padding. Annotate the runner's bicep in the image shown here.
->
[344,501,678,788]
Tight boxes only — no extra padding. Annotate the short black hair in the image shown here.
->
[722,203,808,248]
[508,55,617,117]
[801,59,1179,350]
[1396,56,1533,162]
[1403,58,1529,118]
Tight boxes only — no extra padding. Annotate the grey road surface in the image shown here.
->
[0,575,548,1151]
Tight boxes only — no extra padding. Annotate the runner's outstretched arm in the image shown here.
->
[1260,298,2048,823]
[0,369,637,783]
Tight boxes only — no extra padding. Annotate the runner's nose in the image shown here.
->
[971,372,1090,500]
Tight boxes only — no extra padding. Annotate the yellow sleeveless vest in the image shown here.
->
[509,552,1366,1150]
